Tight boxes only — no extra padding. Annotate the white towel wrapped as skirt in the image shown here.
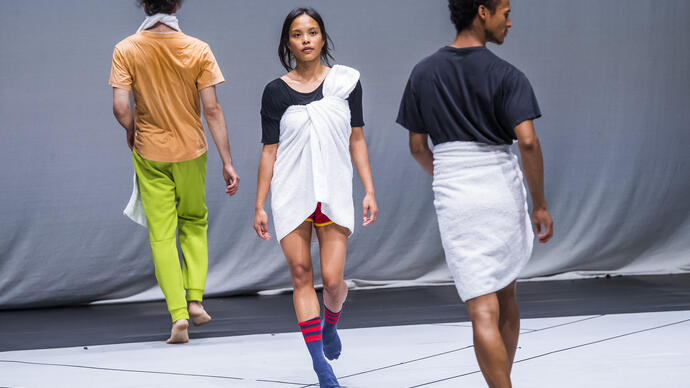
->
[432,141,534,301]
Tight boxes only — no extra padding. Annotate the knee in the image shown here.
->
[497,285,518,307]
[290,263,313,289]
[322,276,344,295]
[467,299,500,327]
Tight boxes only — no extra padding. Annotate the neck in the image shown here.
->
[450,26,486,48]
[293,59,326,81]
[147,21,176,33]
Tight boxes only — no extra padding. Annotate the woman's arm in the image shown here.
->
[254,143,278,239]
[350,126,378,225]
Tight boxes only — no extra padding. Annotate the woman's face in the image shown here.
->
[287,14,325,64]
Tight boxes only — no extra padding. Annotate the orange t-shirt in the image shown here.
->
[109,30,225,162]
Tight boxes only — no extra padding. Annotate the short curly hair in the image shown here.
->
[137,0,183,16]
[448,0,500,33]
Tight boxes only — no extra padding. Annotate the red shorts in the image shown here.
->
[305,202,333,226]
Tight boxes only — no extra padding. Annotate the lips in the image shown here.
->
[302,47,314,53]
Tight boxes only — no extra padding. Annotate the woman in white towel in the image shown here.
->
[253,7,377,387]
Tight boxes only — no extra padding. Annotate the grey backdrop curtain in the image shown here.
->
[1,0,688,309]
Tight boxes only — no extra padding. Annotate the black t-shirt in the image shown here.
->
[261,78,364,144]
[397,46,541,146]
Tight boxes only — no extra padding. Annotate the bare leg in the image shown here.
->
[166,319,189,344]
[466,293,512,388]
[316,223,349,312]
[188,301,212,326]
[280,222,320,321]
[497,281,520,370]
[283,222,339,386]
[316,223,349,361]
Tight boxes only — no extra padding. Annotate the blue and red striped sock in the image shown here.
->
[299,317,340,387]
[322,307,342,360]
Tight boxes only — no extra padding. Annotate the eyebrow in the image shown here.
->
[291,27,319,32]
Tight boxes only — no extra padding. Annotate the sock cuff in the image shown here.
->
[298,317,321,328]
[299,317,323,342]
[324,307,341,324]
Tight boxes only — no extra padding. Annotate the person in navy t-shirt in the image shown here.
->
[397,1,554,387]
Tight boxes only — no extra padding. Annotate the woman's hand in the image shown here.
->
[362,193,378,226]
[254,208,272,240]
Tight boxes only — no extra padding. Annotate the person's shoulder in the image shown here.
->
[264,78,285,93]
[484,48,524,77]
[179,33,211,50]
[113,33,140,52]
[331,64,360,77]
[262,78,289,102]
[410,48,448,77]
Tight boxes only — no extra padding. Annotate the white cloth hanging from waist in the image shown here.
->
[431,141,534,301]
[123,14,181,228]
[271,65,360,241]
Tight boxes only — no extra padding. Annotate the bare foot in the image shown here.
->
[166,319,189,344]
[188,301,212,326]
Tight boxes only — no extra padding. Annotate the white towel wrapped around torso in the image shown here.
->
[271,65,360,241]
[432,141,534,301]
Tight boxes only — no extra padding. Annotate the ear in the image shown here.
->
[173,5,178,13]
[477,4,489,22]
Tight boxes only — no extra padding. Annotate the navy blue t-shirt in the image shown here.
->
[261,78,364,144]
[397,46,541,145]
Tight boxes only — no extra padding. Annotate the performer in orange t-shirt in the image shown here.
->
[109,0,240,344]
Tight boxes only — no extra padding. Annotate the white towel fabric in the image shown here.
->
[123,14,181,227]
[271,65,360,242]
[136,13,180,33]
[432,141,534,301]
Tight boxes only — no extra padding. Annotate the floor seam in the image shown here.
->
[0,359,306,386]
[408,317,690,387]
[335,315,606,382]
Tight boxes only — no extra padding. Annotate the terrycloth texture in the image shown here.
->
[271,65,360,241]
[123,14,181,227]
[432,141,534,301]
[137,13,180,33]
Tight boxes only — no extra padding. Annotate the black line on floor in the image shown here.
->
[254,378,310,386]
[331,315,604,384]
[0,359,306,386]
[409,317,690,387]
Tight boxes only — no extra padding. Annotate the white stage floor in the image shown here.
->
[1,310,688,388]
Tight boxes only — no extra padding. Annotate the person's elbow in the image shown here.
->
[518,134,540,151]
[409,141,428,156]
[112,101,129,118]
[203,102,222,119]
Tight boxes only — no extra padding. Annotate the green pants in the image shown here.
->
[133,151,208,322]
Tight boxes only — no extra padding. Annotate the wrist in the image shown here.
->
[365,190,375,196]
[255,205,265,212]
[532,202,547,211]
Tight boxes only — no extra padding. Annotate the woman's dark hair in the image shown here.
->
[137,0,183,16]
[278,7,334,72]
[448,0,499,33]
